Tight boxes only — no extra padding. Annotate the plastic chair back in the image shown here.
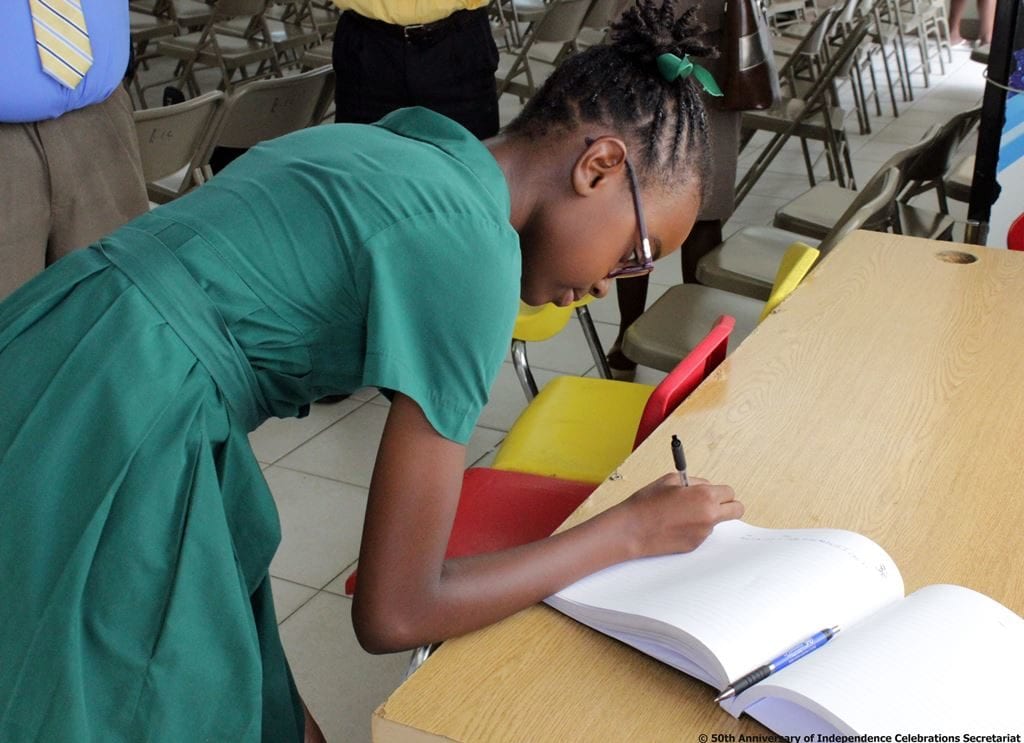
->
[1008,213,1024,251]
[818,166,901,256]
[904,107,982,183]
[512,296,593,342]
[533,0,593,43]
[343,468,595,595]
[632,315,735,448]
[581,0,624,31]
[759,243,821,322]
[212,65,334,149]
[133,90,225,197]
[513,301,576,343]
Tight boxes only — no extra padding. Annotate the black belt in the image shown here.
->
[343,7,484,45]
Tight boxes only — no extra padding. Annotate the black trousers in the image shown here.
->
[331,8,500,139]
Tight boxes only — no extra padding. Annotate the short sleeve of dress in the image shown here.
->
[359,211,521,444]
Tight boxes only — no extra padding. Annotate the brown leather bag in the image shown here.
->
[721,0,780,110]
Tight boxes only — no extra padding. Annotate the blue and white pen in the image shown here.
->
[671,434,689,487]
[714,626,840,702]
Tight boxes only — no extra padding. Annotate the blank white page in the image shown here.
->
[547,520,904,685]
[732,584,1024,734]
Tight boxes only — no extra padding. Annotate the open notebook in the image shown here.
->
[545,520,1024,735]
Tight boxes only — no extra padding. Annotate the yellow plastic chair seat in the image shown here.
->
[493,375,655,484]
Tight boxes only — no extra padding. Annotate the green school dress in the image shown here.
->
[0,108,521,742]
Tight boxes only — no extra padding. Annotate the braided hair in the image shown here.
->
[505,0,714,194]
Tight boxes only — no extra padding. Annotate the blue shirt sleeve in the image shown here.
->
[0,0,130,123]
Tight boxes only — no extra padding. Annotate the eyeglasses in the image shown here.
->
[605,157,654,279]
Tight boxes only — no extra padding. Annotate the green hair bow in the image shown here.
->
[656,53,723,97]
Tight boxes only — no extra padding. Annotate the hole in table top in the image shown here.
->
[935,250,978,264]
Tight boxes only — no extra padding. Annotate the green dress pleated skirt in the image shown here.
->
[0,108,520,742]
[0,230,304,742]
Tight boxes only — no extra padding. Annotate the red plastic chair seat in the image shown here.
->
[343,468,595,595]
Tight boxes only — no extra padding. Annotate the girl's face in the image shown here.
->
[518,173,701,307]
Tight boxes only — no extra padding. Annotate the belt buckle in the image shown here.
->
[402,23,426,41]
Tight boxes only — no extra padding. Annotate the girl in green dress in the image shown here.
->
[0,2,743,740]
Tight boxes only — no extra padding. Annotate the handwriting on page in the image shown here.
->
[737,533,891,580]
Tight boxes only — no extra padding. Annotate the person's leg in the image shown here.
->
[948,0,968,44]
[405,9,501,139]
[977,0,995,43]
[0,122,50,301]
[678,220,723,284]
[303,704,326,743]
[44,86,149,264]
[608,274,649,376]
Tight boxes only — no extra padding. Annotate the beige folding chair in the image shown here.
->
[894,0,951,87]
[496,0,594,100]
[298,39,332,73]
[944,153,974,204]
[131,0,214,33]
[157,0,282,97]
[736,14,868,203]
[128,8,179,108]
[773,106,980,240]
[207,65,335,153]
[897,106,981,213]
[621,243,820,373]
[133,91,226,205]
[220,0,322,71]
[696,166,900,300]
[567,0,627,52]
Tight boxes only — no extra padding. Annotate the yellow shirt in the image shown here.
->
[332,0,488,25]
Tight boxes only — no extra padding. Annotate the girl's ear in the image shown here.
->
[571,137,629,196]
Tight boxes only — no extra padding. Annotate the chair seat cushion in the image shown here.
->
[772,181,859,239]
[697,226,820,301]
[622,284,762,373]
[493,376,655,484]
[896,203,954,239]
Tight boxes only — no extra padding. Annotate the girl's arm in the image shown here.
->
[351,393,743,654]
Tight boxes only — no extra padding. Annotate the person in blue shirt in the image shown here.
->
[0,0,148,300]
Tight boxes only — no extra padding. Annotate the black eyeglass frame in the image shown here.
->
[583,137,655,280]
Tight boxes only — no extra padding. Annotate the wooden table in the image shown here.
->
[372,232,1024,742]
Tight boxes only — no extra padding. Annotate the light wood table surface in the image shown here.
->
[372,232,1024,742]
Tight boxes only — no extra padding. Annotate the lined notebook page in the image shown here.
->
[733,584,1024,734]
[547,521,904,684]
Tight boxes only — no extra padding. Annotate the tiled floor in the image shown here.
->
[142,34,987,743]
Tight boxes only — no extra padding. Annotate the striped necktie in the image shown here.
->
[28,0,93,89]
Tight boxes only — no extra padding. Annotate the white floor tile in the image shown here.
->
[271,577,318,623]
[266,466,369,589]
[276,403,389,486]
[505,313,612,375]
[465,425,506,469]
[730,193,792,227]
[279,592,409,743]
[322,571,351,596]
[249,398,366,464]
[871,121,934,145]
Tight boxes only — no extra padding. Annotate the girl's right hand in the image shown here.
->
[614,473,744,559]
